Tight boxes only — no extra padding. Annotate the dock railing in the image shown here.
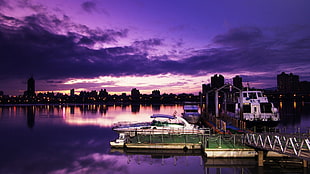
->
[244,132,310,161]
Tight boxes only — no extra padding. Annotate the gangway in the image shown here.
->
[244,132,310,161]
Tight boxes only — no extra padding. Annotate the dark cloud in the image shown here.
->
[17,0,47,13]
[213,27,263,47]
[132,38,163,49]
[81,1,110,16]
[81,1,97,13]
[0,12,310,92]
[46,80,63,84]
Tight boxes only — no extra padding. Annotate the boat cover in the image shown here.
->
[150,114,176,119]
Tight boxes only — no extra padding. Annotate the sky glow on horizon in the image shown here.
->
[0,0,310,95]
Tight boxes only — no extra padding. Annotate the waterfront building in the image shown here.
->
[152,90,160,96]
[277,72,299,93]
[131,88,140,97]
[25,77,35,96]
[70,89,75,97]
[233,75,243,90]
[99,89,108,97]
[211,74,224,89]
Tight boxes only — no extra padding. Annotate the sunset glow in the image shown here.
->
[0,0,309,95]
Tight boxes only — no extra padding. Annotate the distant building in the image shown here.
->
[70,89,75,97]
[277,72,299,93]
[202,84,211,95]
[233,75,243,90]
[131,88,140,97]
[152,90,160,96]
[25,77,35,96]
[299,81,310,93]
[211,74,224,89]
[99,89,108,97]
[0,91,3,96]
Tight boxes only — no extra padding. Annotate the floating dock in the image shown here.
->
[111,133,257,158]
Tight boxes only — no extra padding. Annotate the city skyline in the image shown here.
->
[1,0,310,95]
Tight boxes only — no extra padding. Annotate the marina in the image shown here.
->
[110,84,310,169]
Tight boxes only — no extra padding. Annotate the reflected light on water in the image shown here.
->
[61,105,183,127]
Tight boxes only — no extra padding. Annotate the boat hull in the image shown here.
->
[182,115,200,124]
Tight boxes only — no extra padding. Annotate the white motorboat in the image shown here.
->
[112,114,203,135]
[110,133,127,148]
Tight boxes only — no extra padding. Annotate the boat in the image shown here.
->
[110,133,127,148]
[112,114,203,135]
[227,90,280,127]
[182,102,201,124]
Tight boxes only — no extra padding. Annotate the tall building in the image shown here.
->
[277,72,299,93]
[131,88,140,97]
[211,74,224,89]
[26,77,35,96]
[233,75,243,90]
[202,84,211,95]
[152,90,160,96]
[99,89,108,97]
[70,89,75,97]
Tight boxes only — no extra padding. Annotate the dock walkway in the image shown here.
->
[121,133,257,157]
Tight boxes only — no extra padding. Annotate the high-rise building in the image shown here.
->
[233,75,243,90]
[131,88,140,97]
[202,84,211,95]
[152,90,160,96]
[27,77,35,96]
[211,74,224,89]
[99,89,108,97]
[277,72,299,93]
[70,89,75,97]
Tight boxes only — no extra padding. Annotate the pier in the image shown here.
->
[111,130,309,167]
[110,84,310,168]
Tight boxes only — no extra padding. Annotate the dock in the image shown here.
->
[110,128,309,168]
[112,132,257,158]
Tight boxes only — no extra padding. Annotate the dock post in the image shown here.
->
[215,90,219,117]
[303,160,308,168]
[206,93,209,116]
[258,151,264,167]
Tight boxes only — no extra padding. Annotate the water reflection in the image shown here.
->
[0,104,310,173]
[26,106,35,128]
[277,101,310,133]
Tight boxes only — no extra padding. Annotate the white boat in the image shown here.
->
[228,90,280,127]
[112,114,203,135]
[110,133,127,148]
[182,102,201,124]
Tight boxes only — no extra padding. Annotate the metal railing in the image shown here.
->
[244,132,310,161]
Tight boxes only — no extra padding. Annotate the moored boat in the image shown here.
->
[110,133,127,148]
[182,102,201,124]
[112,114,203,135]
[227,90,280,127]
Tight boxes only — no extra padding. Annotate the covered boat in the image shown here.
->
[112,114,203,135]
[182,102,201,124]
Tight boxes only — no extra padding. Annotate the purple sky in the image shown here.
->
[0,0,310,95]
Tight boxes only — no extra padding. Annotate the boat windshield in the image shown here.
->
[248,92,257,99]
[260,103,272,113]
[243,104,251,113]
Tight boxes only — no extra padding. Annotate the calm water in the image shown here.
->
[0,103,309,174]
